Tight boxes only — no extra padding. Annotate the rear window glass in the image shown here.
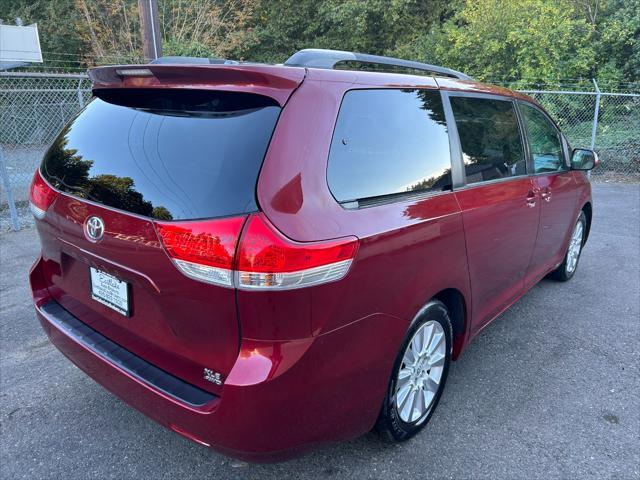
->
[327,89,451,203]
[449,96,525,184]
[41,89,281,220]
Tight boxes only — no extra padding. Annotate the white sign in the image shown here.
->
[0,23,43,70]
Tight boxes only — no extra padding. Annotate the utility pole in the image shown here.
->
[138,0,162,61]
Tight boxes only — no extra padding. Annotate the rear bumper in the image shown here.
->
[39,301,217,408]
[30,256,402,461]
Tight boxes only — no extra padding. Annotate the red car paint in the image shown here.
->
[29,62,592,461]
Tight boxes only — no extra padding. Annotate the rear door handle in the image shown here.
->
[526,191,536,208]
[541,187,552,202]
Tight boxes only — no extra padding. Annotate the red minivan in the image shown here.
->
[29,49,597,461]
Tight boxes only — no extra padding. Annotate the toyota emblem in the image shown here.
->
[85,216,105,242]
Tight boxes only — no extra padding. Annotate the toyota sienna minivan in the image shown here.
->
[29,49,597,461]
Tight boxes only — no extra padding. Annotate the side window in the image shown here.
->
[519,103,566,173]
[450,96,526,184]
[327,89,451,203]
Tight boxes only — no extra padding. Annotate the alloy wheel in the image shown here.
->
[566,220,584,274]
[395,320,446,423]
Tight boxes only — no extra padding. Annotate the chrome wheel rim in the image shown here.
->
[566,220,584,274]
[395,321,446,423]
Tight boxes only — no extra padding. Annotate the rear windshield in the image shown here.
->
[41,89,281,220]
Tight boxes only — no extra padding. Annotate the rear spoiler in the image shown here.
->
[88,64,306,106]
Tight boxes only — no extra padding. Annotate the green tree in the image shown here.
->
[239,0,448,63]
[0,0,85,69]
[586,0,640,88]
[40,124,93,188]
[2,0,637,85]
[420,0,597,86]
[86,174,154,216]
[151,205,173,220]
[160,0,256,58]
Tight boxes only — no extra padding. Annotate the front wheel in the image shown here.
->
[551,211,587,282]
[375,300,452,442]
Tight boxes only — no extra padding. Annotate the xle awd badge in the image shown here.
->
[204,368,223,385]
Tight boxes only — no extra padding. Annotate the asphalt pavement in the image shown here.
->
[1,182,638,479]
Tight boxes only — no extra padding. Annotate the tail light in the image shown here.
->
[155,213,358,290]
[236,214,358,290]
[29,170,57,219]
[155,216,246,287]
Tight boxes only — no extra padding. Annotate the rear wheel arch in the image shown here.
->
[432,288,468,360]
[376,298,453,441]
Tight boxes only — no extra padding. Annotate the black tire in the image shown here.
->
[550,211,587,282]
[375,299,452,442]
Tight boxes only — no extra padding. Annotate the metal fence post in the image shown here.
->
[0,145,21,231]
[590,79,601,150]
[588,79,602,179]
[77,78,85,108]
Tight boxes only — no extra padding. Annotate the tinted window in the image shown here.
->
[327,89,451,202]
[41,89,281,220]
[519,103,566,173]
[450,96,525,184]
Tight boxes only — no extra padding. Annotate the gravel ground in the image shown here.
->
[1,183,638,480]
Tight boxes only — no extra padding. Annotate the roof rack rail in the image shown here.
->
[150,56,239,65]
[284,48,472,81]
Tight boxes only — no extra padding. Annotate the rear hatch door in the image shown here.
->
[37,65,304,395]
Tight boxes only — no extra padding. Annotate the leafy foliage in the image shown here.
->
[1,0,637,86]
[159,0,256,58]
[421,0,596,85]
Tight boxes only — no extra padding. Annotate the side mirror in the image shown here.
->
[571,148,599,171]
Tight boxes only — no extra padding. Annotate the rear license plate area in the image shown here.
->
[89,267,130,316]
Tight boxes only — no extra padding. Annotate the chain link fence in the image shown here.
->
[519,87,640,182]
[1,72,639,230]
[1,73,92,230]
